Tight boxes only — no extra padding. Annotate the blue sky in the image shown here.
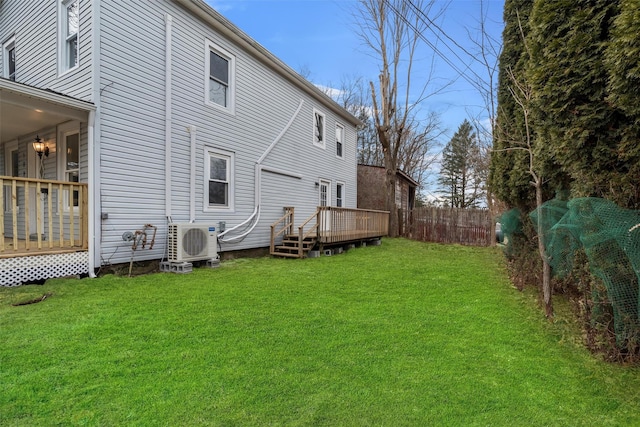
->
[205,0,505,140]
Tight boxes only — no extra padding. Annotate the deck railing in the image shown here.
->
[317,206,389,244]
[0,176,88,255]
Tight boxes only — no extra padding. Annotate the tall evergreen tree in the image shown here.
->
[489,0,536,211]
[438,120,481,208]
[527,0,623,204]
[605,0,640,208]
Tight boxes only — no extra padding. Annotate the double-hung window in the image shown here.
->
[335,123,344,158]
[205,147,234,211]
[2,36,15,81]
[205,41,235,113]
[59,0,79,74]
[336,182,344,207]
[313,110,325,148]
[64,131,80,209]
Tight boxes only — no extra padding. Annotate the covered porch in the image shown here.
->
[0,78,95,286]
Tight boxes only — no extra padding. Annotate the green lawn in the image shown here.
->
[1,239,639,426]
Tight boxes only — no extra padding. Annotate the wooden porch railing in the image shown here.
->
[0,176,88,255]
[270,206,389,258]
[317,206,389,244]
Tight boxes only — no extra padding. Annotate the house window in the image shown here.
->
[336,182,344,207]
[205,41,235,113]
[2,36,15,81]
[4,141,19,211]
[64,132,80,208]
[205,148,234,211]
[59,0,79,73]
[313,110,325,148]
[335,123,344,158]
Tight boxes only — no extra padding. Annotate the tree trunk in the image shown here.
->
[535,180,553,318]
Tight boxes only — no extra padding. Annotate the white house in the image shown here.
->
[0,0,391,286]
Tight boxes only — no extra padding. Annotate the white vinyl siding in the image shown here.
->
[205,40,235,114]
[59,0,79,75]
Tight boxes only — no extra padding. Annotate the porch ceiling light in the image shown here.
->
[33,135,49,158]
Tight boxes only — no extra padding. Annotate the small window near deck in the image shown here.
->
[336,183,344,207]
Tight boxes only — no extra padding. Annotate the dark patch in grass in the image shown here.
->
[11,292,53,306]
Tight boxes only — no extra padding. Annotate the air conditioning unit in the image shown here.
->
[168,223,218,262]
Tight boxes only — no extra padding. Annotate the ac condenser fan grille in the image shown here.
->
[182,228,207,256]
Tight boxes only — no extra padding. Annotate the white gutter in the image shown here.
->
[88,0,101,278]
[164,13,173,218]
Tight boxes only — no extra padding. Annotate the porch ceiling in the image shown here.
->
[0,78,95,143]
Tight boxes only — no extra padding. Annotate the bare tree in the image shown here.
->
[355,0,444,236]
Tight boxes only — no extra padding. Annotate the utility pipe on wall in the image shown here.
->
[218,99,304,242]
[164,13,173,218]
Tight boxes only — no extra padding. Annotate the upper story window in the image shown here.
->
[313,110,325,148]
[205,147,234,211]
[336,123,344,158]
[2,36,15,81]
[59,0,79,74]
[205,40,235,113]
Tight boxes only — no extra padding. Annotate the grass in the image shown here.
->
[1,238,639,426]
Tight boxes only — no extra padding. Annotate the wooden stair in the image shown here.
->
[270,207,320,259]
[271,234,317,258]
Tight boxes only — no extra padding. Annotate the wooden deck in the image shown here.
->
[270,206,389,258]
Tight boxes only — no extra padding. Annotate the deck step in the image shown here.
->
[271,236,318,259]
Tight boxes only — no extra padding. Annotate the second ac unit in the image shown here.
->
[168,223,218,262]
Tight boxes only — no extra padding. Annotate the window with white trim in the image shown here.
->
[335,123,344,158]
[64,131,80,208]
[4,141,19,212]
[59,0,79,73]
[3,36,15,81]
[205,147,234,211]
[336,182,344,207]
[205,41,235,113]
[313,110,325,148]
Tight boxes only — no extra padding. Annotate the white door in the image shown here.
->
[319,179,331,232]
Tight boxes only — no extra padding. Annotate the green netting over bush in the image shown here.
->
[526,197,640,347]
[498,208,522,257]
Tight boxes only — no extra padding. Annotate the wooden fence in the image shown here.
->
[406,206,493,247]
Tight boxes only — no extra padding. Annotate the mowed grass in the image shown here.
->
[1,239,639,426]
